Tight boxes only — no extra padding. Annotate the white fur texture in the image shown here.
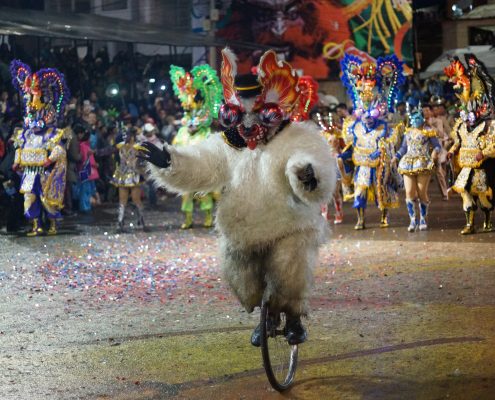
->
[149,121,337,315]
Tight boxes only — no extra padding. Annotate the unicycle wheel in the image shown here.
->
[260,301,298,391]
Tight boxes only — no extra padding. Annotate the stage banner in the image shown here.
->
[215,0,413,79]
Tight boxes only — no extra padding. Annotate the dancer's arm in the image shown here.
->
[141,134,230,194]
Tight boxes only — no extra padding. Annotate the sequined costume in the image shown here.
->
[396,104,441,231]
[444,54,495,234]
[169,64,223,229]
[397,128,440,175]
[111,142,143,187]
[10,60,70,236]
[339,53,404,229]
[316,111,346,223]
[111,124,147,232]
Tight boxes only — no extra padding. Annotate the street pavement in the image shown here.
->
[0,192,494,400]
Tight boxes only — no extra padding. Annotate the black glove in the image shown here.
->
[297,163,317,192]
[136,142,171,169]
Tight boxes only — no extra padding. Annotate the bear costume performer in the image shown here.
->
[139,49,336,346]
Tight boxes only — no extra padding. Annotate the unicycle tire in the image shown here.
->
[260,301,298,391]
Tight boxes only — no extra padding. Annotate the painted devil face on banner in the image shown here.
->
[219,48,318,150]
[444,54,495,127]
[341,53,404,125]
[10,60,70,130]
[247,0,305,39]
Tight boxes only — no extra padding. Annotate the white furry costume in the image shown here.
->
[149,121,335,315]
[145,49,336,317]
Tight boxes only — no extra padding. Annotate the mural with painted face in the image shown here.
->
[215,0,413,79]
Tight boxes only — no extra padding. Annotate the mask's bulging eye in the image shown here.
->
[219,103,243,128]
[259,103,284,128]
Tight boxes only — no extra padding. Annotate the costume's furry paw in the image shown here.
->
[296,163,317,192]
[137,142,171,168]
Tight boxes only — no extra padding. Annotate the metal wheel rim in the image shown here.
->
[260,301,298,391]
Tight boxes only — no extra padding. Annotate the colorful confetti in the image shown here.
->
[34,231,231,304]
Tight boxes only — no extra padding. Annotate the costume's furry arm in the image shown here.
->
[148,133,229,194]
[285,123,337,205]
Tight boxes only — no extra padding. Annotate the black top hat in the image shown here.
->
[234,74,262,98]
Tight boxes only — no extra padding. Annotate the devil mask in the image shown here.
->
[219,48,318,150]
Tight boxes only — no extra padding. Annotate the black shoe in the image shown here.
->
[251,323,261,347]
[117,221,127,233]
[285,316,307,345]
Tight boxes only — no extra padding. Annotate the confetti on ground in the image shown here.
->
[34,232,232,304]
[2,200,492,310]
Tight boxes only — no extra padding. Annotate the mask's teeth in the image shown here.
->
[481,94,488,109]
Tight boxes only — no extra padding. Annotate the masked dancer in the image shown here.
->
[10,60,70,236]
[316,110,346,224]
[394,104,441,231]
[169,64,223,229]
[339,53,404,230]
[444,54,495,234]
[111,125,146,232]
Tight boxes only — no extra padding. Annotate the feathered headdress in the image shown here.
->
[292,76,319,122]
[444,54,495,124]
[10,60,70,127]
[340,53,404,119]
[170,64,223,128]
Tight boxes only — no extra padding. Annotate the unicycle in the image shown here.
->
[260,300,299,391]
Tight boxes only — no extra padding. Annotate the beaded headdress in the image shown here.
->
[10,60,70,129]
[444,54,495,125]
[170,64,223,129]
[340,53,404,120]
